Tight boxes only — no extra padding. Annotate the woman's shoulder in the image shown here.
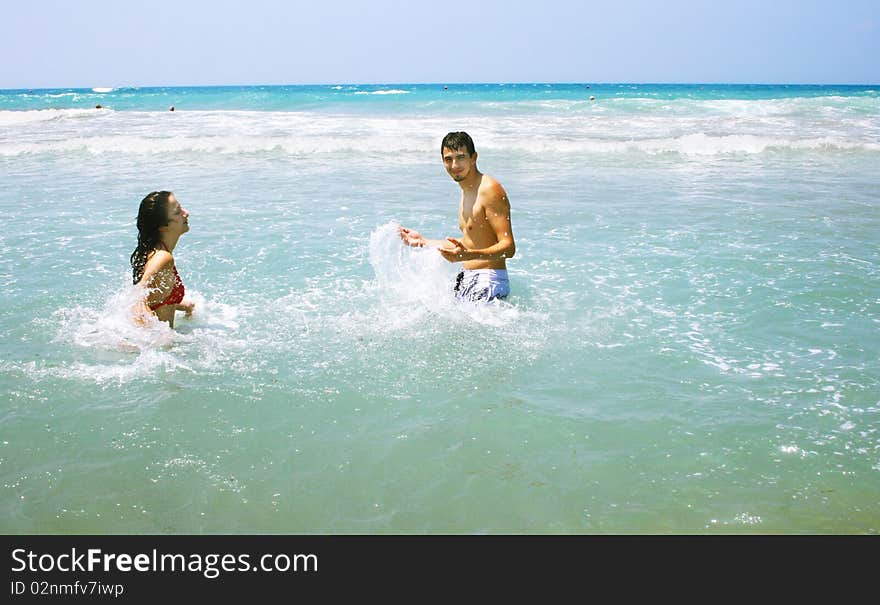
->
[145,249,174,270]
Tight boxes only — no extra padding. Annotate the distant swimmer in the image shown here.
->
[95,104,102,109]
[131,191,194,328]
[169,106,175,111]
[589,96,596,101]
[399,131,516,303]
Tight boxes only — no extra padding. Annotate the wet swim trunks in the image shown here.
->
[148,266,185,310]
[453,269,510,302]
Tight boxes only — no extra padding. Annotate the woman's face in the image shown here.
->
[164,194,190,235]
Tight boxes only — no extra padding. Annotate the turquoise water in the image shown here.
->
[1,84,878,533]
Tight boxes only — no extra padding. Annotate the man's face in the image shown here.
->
[442,146,477,182]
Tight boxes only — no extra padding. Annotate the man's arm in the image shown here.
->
[439,187,515,263]
[398,225,448,249]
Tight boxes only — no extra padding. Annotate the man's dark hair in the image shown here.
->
[441,131,475,156]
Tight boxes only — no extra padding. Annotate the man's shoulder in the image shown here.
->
[478,175,509,207]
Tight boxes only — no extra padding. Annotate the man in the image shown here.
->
[399,131,516,302]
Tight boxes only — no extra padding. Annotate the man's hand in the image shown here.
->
[439,237,471,263]
[398,226,426,248]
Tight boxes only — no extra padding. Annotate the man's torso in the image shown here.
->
[458,175,507,270]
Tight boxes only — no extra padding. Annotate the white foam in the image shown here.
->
[353,89,410,95]
[3,129,875,158]
[45,282,248,384]
[0,133,433,157]
[55,285,177,354]
[2,105,877,157]
[0,108,105,126]
[52,349,194,385]
[495,133,880,156]
[179,292,240,331]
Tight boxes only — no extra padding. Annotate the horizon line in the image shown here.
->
[2,80,879,92]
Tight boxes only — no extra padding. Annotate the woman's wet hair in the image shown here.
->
[441,131,475,156]
[131,191,173,284]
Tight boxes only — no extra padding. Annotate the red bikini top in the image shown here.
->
[149,265,185,310]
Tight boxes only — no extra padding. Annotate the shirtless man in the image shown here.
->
[399,131,516,302]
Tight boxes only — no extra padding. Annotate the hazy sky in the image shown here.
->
[3,0,878,87]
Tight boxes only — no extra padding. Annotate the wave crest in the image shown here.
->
[2,131,876,157]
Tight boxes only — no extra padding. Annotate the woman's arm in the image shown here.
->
[175,299,195,318]
[136,251,175,308]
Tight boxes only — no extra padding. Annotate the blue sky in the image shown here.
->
[3,0,878,87]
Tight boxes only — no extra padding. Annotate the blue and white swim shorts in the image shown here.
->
[453,269,510,302]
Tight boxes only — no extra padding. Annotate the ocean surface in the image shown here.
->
[1,83,878,533]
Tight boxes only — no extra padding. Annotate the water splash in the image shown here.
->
[56,285,176,353]
[369,221,456,308]
[367,221,523,328]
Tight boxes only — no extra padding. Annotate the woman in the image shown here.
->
[131,191,194,328]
